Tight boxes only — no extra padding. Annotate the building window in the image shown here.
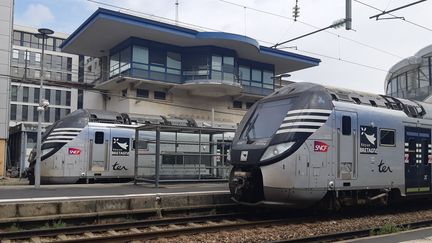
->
[120,47,131,73]
[55,90,61,105]
[11,86,17,101]
[66,91,71,106]
[13,31,21,46]
[34,88,40,103]
[10,104,16,121]
[45,89,51,102]
[211,55,222,80]
[239,66,250,86]
[34,70,40,78]
[45,71,51,80]
[132,45,149,72]
[44,107,50,122]
[233,100,242,109]
[12,49,19,59]
[22,105,28,121]
[251,69,262,87]
[380,129,395,146]
[222,56,235,81]
[33,106,38,122]
[136,89,149,98]
[35,53,41,63]
[23,87,29,102]
[154,91,166,100]
[122,89,127,97]
[167,52,181,74]
[78,90,83,109]
[55,108,61,121]
[263,70,274,89]
[110,52,120,77]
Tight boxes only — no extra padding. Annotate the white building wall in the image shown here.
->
[0,0,13,176]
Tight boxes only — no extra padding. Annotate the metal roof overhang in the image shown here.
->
[61,8,320,75]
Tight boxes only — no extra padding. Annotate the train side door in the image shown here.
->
[335,111,358,180]
[89,128,110,171]
[405,126,431,194]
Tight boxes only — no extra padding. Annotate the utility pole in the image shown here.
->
[33,28,54,188]
[175,0,179,25]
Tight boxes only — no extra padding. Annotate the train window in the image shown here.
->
[330,94,339,101]
[133,140,148,150]
[95,132,104,144]
[342,116,351,135]
[370,100,377,107]
[380,129,395,146]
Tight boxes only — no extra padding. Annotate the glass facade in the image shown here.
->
[9,84,72,123]
[107,38,275,95]
[386,55,432,100]
[13,30,65,52]
[11,48,73,82]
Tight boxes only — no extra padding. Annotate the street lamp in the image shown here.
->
[34,28,54,188]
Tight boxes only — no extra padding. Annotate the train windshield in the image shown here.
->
[240,98,296,141]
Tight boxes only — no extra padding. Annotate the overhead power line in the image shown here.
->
[354,0,432,32]
[369,0,427,20]
[218,0,403,59]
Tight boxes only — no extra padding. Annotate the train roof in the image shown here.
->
[270,82,431,120]
[68,109,236,129]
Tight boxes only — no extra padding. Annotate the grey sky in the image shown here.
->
[14,0,432,94]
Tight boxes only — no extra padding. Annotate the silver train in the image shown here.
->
[27,109,234,184]
[229,82,432,209]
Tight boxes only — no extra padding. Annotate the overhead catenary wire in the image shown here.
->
[353,0,432,32]
[218,0,404,59]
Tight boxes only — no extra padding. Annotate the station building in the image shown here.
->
[384,45,432,101]
[61,8,321,125]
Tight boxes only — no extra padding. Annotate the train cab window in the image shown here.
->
[95,132,104,144]
[380,129,395,146]
[342,116,351,135]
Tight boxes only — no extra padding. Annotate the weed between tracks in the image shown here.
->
[39,220,67,230]
[371,223,408,235]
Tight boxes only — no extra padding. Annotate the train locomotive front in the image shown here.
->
[229,83,334,207]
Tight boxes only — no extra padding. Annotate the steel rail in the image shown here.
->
[0,212,248,241]
[55,217,295,243]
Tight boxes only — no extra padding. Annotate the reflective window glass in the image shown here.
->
[167,52,181,69]
[10,104,16,121]
[23,87,29,102]
[11,86,17,101]
[252,69,261,82]
[133,46,149,64]
[212,56,222,71]
[239,66,250,81]
[120,47,131,72]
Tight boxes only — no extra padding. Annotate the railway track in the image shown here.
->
[0,212,295,242]
[281,218,432,242]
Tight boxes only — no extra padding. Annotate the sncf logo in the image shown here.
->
[314,141,329,152]
[68,148,81,155]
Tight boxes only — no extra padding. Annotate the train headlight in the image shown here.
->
[260,142,295,161]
